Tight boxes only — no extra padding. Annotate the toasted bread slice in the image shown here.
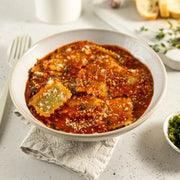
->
[167,0,180,18]
[159,0,170,17]
[136,0,159,20]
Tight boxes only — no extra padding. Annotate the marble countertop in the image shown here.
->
[0,0,180,180]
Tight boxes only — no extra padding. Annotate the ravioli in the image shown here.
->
[104,98,133,130]
[25,40,154,134]
[29,80,72,117]
[76,63,108,97]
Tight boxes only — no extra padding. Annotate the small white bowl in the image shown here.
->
[163,111,180,153]
[158,50,180,71]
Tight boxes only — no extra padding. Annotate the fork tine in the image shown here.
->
[8,36,19,63]
[18,35,26,58]
[14,36,22,61]
[18,35,31,60]
[23,35,31,55]
[8,35,31,65]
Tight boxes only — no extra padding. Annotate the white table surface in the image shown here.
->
[0,0,180,180]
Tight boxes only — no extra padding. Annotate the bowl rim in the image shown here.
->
[9,28,167,141]
[163,110,180,153]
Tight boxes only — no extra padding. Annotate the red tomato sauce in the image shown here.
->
[25,41,153,134]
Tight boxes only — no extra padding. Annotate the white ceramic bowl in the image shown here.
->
[158,50,180,71]
[163,111,180,153]
[10,29,167,141]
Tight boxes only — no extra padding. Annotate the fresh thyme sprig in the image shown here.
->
[140,21,180,54]
[155,28,165,40]
[140,26,148,32]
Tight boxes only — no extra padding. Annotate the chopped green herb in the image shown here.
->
[79,104,86,110]
[52,74,60,78]
[168,21,173,29]
[134,114,139,119]
[31,88,37,95]
[168,32,173,36]
[168,38,180,49]
[50,123,64,131]
[161,43,166,47]
[156,30,165,40]
[140,26,148,32]
[163,49,168,54]
[63,66,70,73]
[149,44,160,52]
[56,128,64,131]
[168,114,180,149]
[50,123,56,129]
[175,26,180,33]
[139,21,180,53]
[133,106,138,110]
[103,119,111,125]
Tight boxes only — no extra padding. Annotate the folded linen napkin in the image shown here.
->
[15,111,119,180]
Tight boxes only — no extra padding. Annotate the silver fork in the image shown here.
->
[0,35,31,124]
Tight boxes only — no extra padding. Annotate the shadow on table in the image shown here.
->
[136,121,180,174]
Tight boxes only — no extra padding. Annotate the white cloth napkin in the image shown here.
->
[15,111,119,180]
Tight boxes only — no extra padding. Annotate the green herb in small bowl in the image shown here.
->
[163,111,180,153]
[168,115,180,148]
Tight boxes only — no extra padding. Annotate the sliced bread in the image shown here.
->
[167,0,180,18]
[159,0,170,17]
[135,0,159,20]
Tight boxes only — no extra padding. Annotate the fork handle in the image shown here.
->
[0,79,9,125]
